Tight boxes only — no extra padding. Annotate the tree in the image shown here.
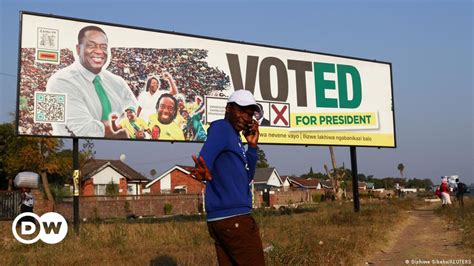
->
[80,139,96,165]
[0,123,16,190]
[407,178,433,189]
[256,147,269,168]
[105,180,119,195]
[397,163,405,179]
[0,121,64,202]
[150,169,157,179]
[49,149,73,186]
[301,168,326,179]
[5,137,63,202]
[325,146,346,200]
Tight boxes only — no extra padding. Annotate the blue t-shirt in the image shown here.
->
[199,119,257,220]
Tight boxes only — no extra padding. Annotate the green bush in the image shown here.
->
[312,193,325,202]
[50,184,72,202]
[164,203,173,215]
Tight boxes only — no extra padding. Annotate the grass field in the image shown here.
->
[435,198,474,251]
[1,199,417,265]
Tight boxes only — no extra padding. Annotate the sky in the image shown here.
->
[1,0,472,185]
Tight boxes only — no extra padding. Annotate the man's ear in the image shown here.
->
[76,44,81,57]
[225,105,231,113]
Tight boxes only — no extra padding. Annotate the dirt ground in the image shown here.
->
[363,203,473,265]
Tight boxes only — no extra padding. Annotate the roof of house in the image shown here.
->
[280,176,292,183]
[253,167,283,187]
[145,165,192,188]
[319,180,333,188]
[288,177,320,189]
[81,159,148,182]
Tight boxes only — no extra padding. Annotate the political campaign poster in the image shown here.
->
[17,12,395,147]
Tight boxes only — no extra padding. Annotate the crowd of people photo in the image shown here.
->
[18,26,231,142]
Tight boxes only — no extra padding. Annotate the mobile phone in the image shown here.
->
[243,124,253,136]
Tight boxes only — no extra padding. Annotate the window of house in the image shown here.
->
[173,185,187,194]
[95,184,106,195]
[161,189,171,194]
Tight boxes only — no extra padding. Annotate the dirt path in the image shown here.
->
[364,203,472,265]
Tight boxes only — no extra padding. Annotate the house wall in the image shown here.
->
[92,167,123,185]
[147,169,204,194]
[82,176,129,196]
[119,178,127,195]
[161,174,171,192]
[170,171,205,194]
[82,179,94,196]
[267,172,281,187]
[149,180,161,194]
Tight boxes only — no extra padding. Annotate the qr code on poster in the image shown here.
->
[34,92,67,123]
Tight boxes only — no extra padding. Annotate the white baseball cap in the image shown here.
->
[227,90,260,112]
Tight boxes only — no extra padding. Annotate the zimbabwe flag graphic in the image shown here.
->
[37,50,58,63]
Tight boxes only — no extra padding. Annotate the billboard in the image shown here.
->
[17,12,395,147]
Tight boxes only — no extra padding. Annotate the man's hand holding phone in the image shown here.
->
[244,120,259,148]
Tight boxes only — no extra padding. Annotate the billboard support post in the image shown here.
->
[350,146,360,212]
[72,138,80,234]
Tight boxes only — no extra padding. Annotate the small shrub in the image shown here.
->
[92,207,101,222]
[124,201,131,213]
[164,203,173,215]
[312,194,325,202]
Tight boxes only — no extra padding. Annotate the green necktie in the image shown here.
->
[93,76,112,121]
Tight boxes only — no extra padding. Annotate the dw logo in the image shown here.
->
[12,212,68,244]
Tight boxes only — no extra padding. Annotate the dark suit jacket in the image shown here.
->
[260,118,270,126]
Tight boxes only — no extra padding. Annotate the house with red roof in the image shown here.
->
[144,165,205,194]
[81,159,148,196]
[287,176,322,191]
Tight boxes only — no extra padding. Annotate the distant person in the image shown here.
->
[454,178,466,207]
[180,109,207,141]
[187,90,265,265]
[440,177,451,207]
[137,73,178,122]
[254,103,270,126]
[148,93,184,141]
[47,25,137,138]
[111,106,148,139]
[19,187,34,225]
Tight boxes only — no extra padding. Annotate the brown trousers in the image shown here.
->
[207,214,265,266]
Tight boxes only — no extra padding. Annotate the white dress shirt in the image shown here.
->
[137,90,163,123]
[22,192,34,207]
[46,61,138,137]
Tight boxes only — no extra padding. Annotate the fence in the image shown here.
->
[0,190,21,220]
[55,193,203,221]
[253,190,325,207]
[3,189,326,221]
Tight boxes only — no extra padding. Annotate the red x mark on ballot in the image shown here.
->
[271,104,289,125]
